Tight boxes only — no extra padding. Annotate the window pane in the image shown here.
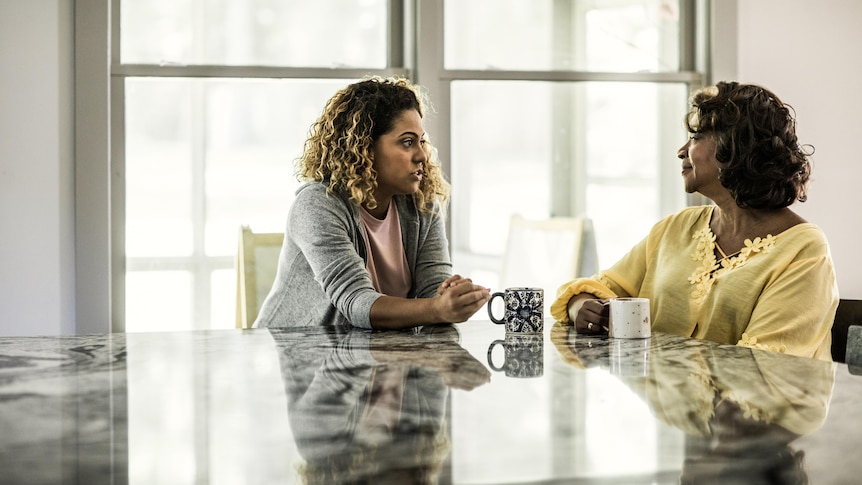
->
[444,0,680,72]
[203,79,348,256]
[588,185,657,267]
[126,78,354,330]
[584,1,681,72]
[581,82,688,265]
[121,0,388,68]
[451,81,554,259]
[126,79,194,257]
[125,271,192,332]
[445,0,555,71]
[450,81,687,280]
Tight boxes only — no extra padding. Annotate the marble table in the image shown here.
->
[1,320,860,484]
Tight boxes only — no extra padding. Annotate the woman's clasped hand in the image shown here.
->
[433,275,492,324]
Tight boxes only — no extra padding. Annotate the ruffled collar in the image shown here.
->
[687,216,776,300]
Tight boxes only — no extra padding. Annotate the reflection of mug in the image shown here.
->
[609,297,651,339]
[609,338,650,377]
[487,333,544,378]
[487,287,544,333]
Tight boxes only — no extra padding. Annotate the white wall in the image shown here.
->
[0,0,76,336]
[735,0,862,298]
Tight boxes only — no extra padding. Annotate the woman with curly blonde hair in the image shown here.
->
[256,77,490,330]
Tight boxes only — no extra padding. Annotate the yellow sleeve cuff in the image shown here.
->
[549,279,618,323]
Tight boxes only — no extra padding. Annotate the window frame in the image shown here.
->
[75,0,707,333]
[420,0,706,281]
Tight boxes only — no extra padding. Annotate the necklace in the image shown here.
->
[714,241,741,260]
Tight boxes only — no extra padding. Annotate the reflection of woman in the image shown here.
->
[552,82,838,361]
[270,325,489,484]
[550,321,836,484]
[256,76,489,330]
[679,398,809,485]
[639,345,834,439]
[671,349,834,485]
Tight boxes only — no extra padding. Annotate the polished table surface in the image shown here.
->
[1,320,860,484]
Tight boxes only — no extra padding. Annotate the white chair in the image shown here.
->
[498,215,597,314]
[235,226,284,329]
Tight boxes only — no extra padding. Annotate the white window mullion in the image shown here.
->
[191,81,209,329]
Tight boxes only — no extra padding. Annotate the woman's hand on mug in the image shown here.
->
[573,296,610,335]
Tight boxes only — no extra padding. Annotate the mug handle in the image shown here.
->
[487,291,506,324]
[487,339,506,371]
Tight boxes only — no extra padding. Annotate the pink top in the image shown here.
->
[359,203,412,298]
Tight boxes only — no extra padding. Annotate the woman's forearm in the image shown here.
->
[369,281,490,329]
[369,296,443,329]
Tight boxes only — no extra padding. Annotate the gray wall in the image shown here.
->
[735,0,862,299]
[1,0,75,336]
[1,0,859,336]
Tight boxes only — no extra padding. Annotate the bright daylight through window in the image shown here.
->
[111,1,703,482]
[117,0,700,332]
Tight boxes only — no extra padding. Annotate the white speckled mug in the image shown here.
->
[608,298,651,339]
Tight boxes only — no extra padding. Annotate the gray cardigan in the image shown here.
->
[255,182,452,329]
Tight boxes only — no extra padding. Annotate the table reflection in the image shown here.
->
[1,320,857,485]
[271,325,489,484]
[550,322,835,484]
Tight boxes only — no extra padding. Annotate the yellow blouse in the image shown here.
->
[550,206,839,361]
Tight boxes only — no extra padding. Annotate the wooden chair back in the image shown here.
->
[235,226,284,329]
[498,215,596,314]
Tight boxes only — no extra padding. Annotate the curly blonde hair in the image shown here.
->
[297,76,450,213]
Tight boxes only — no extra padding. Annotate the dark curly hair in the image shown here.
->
[684,81,813,209]
[297,76,450,213]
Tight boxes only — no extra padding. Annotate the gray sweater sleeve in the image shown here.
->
[288,185,382,328]
[256,183,454,329]
[409,204,452,299]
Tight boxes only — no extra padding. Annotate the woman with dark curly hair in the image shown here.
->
[256,76,490,330]
[551,82,838,360]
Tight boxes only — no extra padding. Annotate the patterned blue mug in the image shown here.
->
[487,287,544,333]
[487,333,544,378]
